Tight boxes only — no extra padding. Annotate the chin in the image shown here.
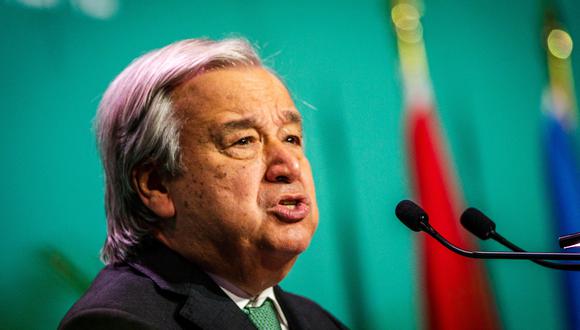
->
[266,229,314,256]
[256,231,313,280]
[278,241,310,256]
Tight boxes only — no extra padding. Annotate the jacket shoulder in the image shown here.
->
[59,264,185,330]
[59,307,158,330]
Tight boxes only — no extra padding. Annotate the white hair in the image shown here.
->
[96,38,262,264]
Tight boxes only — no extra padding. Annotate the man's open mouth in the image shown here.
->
[279,199,299,209]
[269,195,310,222]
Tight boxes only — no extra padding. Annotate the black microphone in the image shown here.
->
[460,207,580,271]
[395,200,580,261]
[395,199,429,232]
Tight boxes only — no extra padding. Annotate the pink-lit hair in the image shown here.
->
[96,38,262,264]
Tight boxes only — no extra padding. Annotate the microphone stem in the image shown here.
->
[491,232,524,252]
[490,232,580,271]
[420,223,580,260]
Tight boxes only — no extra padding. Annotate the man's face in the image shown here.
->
[164,67,318,276]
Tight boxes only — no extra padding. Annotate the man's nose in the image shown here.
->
[265,142,301,183]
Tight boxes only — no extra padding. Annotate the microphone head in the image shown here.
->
[460,207,496,240]
[395,200,429,232]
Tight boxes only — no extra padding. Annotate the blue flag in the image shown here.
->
[544,112,580,330]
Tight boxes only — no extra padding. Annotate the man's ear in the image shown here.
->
[132,163,176,219]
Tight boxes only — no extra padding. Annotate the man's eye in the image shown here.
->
[234,136,256,146]
[285,135,302,146]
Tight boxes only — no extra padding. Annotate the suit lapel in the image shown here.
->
[129,240,256,330]
[275,286,312,330]
[179,280,255,329]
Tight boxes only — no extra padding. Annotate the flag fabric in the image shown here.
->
[544,111,580,330]
[407,101,499,330]
[541,11,580,329]
[392,2,500,328]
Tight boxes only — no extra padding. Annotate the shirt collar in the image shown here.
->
[207,273,288,328]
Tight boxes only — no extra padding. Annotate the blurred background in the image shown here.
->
[1,0,579,329]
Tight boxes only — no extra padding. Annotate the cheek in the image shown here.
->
[203,163,266,235]
[223,162,264,199]
[302,160,319,226]
[171,145,266,218]
[187,161,264,212]
[302,161,317,196]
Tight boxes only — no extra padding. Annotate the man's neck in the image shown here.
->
[208,272,254,299]
[154,234,297,295]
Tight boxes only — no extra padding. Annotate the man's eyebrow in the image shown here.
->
[221,118,257,130]
[283,111,302,125]
[220,111,302,131]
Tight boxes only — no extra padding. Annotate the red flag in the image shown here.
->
[407,103,499,330]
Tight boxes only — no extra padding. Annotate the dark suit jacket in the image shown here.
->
[59,241,347,330]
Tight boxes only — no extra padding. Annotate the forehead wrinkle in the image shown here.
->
[219,107,300,131]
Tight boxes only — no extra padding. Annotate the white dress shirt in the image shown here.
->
[208,273,289,330]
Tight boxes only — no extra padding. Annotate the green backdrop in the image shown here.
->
[1,0,579,329]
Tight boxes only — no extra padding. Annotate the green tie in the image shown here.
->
[243,298,282,330]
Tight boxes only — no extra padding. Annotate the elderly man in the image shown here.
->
[59,38,346,330]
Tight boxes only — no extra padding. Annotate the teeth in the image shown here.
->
[280,200,298,206]
[277,199,303,211]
